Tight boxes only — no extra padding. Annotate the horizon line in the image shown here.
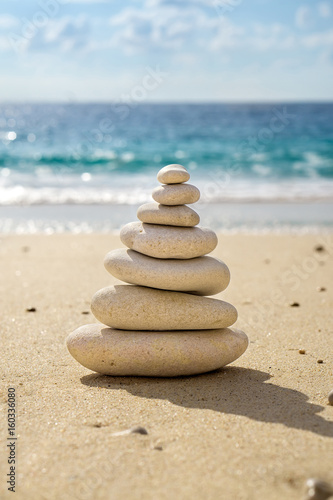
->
[1,99,333,105]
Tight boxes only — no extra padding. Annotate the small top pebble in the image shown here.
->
[157,164,190,185]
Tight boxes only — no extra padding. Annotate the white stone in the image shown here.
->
[152,183,200,205]
[137,202,200,227]
[66,323,249,377]
[120,222,217,259]
[91,285,237,330]
[157,164,190,184]
[104,249,230,296]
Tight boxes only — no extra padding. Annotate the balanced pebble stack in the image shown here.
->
[66,164,248,377]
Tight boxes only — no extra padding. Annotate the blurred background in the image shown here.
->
[0,0,332,233]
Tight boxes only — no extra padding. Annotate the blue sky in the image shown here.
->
[0,0,333,102]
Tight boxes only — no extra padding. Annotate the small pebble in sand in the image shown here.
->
[26,307,36,312]
[314,245,325,252]
[328,390,333,406]
[317,287,327,292]
[305,478,333,500]
[130,426,148,435]
[81,311,90,315]
[290,302,300,307]
[299,349,306,355]
[317,359,324,364]
[111,426,148,437]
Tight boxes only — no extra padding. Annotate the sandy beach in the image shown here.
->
[1,232,333,500]
[1,0,333,496]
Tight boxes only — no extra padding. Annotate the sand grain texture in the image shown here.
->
[1,233,333,500]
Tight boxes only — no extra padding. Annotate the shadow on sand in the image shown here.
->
[81,367,333,438]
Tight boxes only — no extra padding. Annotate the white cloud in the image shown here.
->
[318,2,331,18]
[248,23,294,51]
[107,4,304,57]
[15,15,92,53]
[0,12,93,53]
[209,19,244,50]
[249,34,295,51]
[295,6,312,29]
[109,5,241,54]
[302,29,333,48]
[0,14,19,29]
[0,35,11,51]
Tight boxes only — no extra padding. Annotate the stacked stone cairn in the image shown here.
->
[66,164,248,377]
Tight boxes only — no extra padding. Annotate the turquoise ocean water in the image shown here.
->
[0,102,332,233]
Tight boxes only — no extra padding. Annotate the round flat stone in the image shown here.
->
[66,324,249,377]
[137,202,200,227]
[104,249,230,296]
[120,222,217,259]
[157,164,190,185]
[91,285,237,330]
[152,183,200,205]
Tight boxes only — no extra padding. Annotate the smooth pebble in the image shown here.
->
[137,202,200,227]
[66,323,248,377]
[120,221,217,259]
[104,248,230,296]
[157,164,190,184]
[91,285,237,330]
[152,183,200,205]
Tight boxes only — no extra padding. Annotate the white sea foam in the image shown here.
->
[304,151,329,167]
[250,152,267,162]
[251,164,271,176]
[1,173,333,205]
[92,149,117,160]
